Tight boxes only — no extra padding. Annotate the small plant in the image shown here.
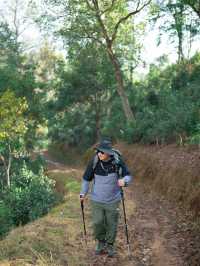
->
[187,124,200,146]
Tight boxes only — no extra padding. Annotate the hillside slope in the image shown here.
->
[117,143,200,219]
[0,144,199,266]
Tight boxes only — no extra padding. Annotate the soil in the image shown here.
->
[82,181,199,266]
[44,148,200,266]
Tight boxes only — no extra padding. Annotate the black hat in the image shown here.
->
[95,140,114,155]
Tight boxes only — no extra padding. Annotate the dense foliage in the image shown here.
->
[48,52,200,146]
[0,23,59,237]
[128,54,200,144]
[0,0,199,237]
[40,0,199,147]
[0,159,57,237]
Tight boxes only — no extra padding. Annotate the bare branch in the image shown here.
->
[101,0,117,15]
[0,154,7,174]
[17,20,35,37]
[192,3,200,18]
[63,23,105,47]
[0,155,5,164]
[82,27,105,46]
[84,0,95,11]
[0,5,8,23]
[136,0,141,10]
[92,0,112,47]
[13,0,19,38]
[111,0,152,43]
[184,1,200,18]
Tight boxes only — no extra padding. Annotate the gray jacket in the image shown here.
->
[80,157,132,203]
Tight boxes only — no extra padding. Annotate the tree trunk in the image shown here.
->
[6,144,12,188]
[178,32,184,62]
[174,4,184,63]
[107,47,135,122]
[0,154,11,188]
[95,111,101,141]
[0,154,6,188]
[94,94,101,141]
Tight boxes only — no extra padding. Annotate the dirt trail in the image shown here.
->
[128,182,184,266]
[84,183,185,266]
[44,154,191,266]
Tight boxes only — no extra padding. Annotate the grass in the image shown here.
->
[48,143,84,167]
[0,156,136,266]
[0,168,91,266]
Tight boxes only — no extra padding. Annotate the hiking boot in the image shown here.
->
[95,240,106,255]
[107,243,116,257]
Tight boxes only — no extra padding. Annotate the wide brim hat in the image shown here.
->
[95,140,114,155]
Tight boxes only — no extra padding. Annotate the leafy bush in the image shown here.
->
[11,154,47,176]
[0,201,13,237]
[2,163,57,228]
[187,124,200,145]
[48,104,97,148]
[124,53,200,145]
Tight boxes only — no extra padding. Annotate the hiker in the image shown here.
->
[80,140,132,257]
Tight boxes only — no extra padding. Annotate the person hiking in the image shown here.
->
[80,140,132,257]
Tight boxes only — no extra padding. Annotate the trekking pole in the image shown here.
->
[115,162,131,257]
[120,186,131,257]
[80,195,87,245]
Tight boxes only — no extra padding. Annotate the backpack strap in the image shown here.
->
[112,149,123,178]
[92,154,99,171]
[92,152,123,178]
[113,160,123,179]
[118,165,123,177]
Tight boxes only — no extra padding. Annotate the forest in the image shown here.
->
[0,0,199,249]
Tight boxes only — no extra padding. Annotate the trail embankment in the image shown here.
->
[117,143,200,220]
[0,144,199,266]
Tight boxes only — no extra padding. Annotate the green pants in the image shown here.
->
[91,200,120,244]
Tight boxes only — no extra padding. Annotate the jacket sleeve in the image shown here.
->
[120,160,133,185]
[80,179,90,196]
[80,159,94,196]
[82,159,94,181]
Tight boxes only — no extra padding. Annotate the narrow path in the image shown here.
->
[0,152,198,266]
[45,153,196,266]
[128,182,184,266]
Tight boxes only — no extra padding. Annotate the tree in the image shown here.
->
[42,0,151,123]
[167,1,185,62]
[29,41,64,111]
[0,90,28,188]
[0,22,20,89]
[0,0,37,47]
[182,0,200,18]
[68,44,115,140]
[151,0,198,62]
[0,23,50,150]
[48,43,116,143]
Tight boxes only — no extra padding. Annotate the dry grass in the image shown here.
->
[0,169,90,266]
[117,143,200,223]
[0,155,137,266]
[1,142,199,265]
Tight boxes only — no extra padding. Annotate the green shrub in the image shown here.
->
[3,163,57,226]
[188,124,200,145]
[11,154,47,177]
[0,201,13,237]
[188,134,200,145]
